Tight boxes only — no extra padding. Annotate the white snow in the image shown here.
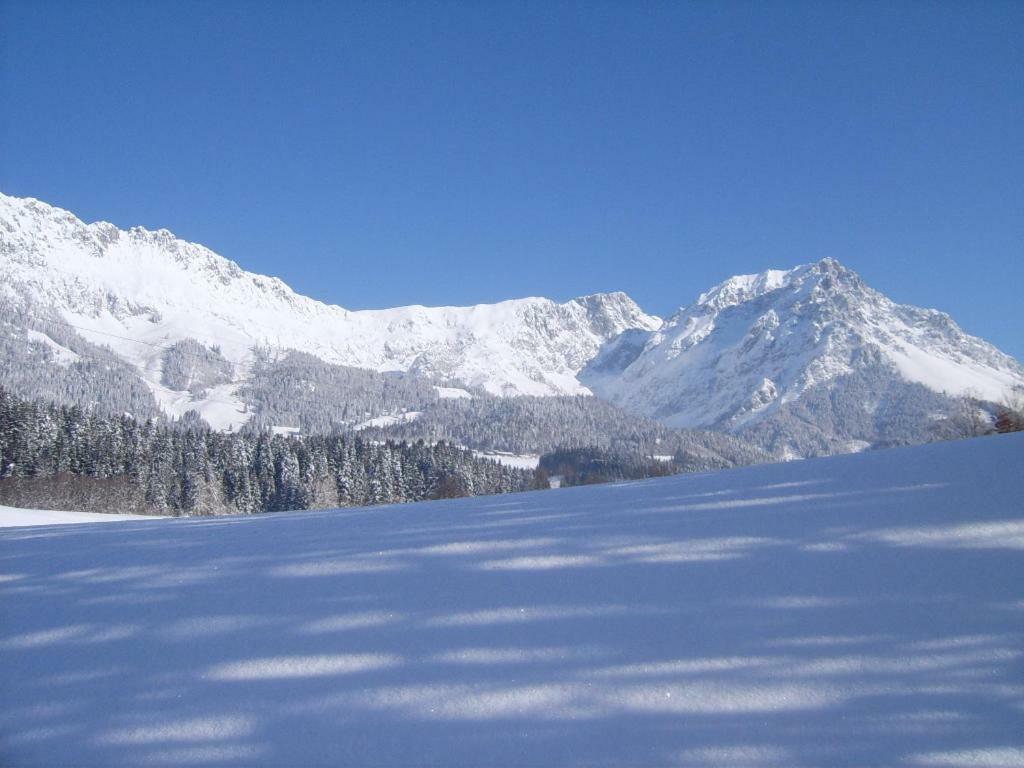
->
[146,380,251,432]
[0,193,658,403]
[6,195,1021,435]
[354,411,422,430]
[2,433,1022,766]
[883,342,1022,404]
[435,386,473,399]
[26,329,80,365]
[472,451,541,470]
[585,258,1024,429]
[0,505,162,527]
[76,327,252,431]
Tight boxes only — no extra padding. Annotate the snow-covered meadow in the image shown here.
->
[0,505,162,528]
[2,434,1022,767]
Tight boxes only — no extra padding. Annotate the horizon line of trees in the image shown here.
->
[537,447,682,487]
[0,387,535,516]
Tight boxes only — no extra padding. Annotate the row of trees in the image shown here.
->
[160,339,233,396]
[739,364,995,457]
[994,400,1024,434]
[361,393,769,465]
[239,349,442,434]
[0,292,162,419]
[538,447,681,487]
[0,388,534,516]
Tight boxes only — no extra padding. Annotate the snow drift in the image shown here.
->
[2,433,1022,766]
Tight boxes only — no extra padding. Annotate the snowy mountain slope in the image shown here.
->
[0,193,659,408]
[583,258,1024,430]
[4,192,1022,454]
[2,433,1022,766]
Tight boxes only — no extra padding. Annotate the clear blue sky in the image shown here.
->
[2,0,1022,358]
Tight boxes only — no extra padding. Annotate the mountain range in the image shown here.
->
[583,258,1022,427]
[2,191,1022,457]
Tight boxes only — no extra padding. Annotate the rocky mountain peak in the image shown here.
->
[586,258,1024,431]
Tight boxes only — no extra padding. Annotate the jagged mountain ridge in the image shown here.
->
[582,258,1024,431]
[0,193,659,425]
[2,192,1022,453]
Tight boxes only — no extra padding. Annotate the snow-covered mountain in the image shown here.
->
[0,193,658,420]
[583,258,1024,432]
[2,192,1022,451]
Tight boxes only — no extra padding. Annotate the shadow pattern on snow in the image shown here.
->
[1,434,1023,767]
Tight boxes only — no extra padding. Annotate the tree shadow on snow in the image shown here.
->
[1,435,1023,767]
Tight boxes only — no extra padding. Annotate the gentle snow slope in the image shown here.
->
[2,435,1023,767]
[0,505,161,528]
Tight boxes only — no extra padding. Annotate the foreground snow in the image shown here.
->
[1,435,1022,767]
[0,505,162,528]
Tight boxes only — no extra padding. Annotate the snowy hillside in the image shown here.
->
[584,258,1024,430]
[2,433,1022,767]
[0,193,658,412]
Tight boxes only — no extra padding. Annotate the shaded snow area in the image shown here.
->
[0,506,162,528]
[2,434,1023,767]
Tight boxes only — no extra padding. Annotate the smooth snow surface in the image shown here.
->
[2,434,1023,767]
[0,505,162,528]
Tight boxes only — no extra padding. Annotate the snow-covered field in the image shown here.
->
[0,505,162,528]
[472,450,541,470]
[2,434,1022,767]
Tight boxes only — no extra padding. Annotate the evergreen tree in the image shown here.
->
[0,387,533,515]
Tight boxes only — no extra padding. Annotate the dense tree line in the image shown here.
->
[0,295,1011,483]
[160,339,233,396]
[739,364,991,457]
[0,292,162,419]
[0,388,534,516]
[990,389,1024,434]
[539,447,683,487]
[994,406,1024,433]
[361,394,771,465]
[238,349,442,434]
